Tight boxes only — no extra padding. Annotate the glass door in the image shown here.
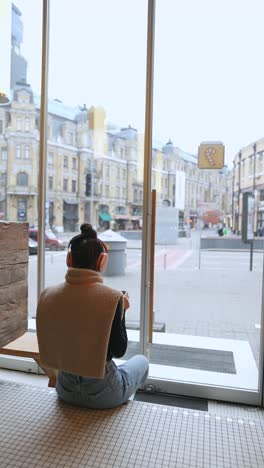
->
[1,0,264,406]
[141,0,264,405]
[42,0,148,362]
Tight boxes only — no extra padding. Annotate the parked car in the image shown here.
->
[28,228,65,251]
[28,238,38,255]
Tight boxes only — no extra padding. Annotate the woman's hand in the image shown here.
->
[123,292,130,311]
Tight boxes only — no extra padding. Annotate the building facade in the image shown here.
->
[233,139,264,234]
[0,81,232,232]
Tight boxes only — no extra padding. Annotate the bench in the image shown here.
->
[0,332,57,387]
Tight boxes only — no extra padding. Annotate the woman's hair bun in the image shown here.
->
[80,223,97,239]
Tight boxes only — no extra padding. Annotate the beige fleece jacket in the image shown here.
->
[36,268,122,378]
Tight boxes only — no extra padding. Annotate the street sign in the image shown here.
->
[242,192,254,243]
[198,142,225,169]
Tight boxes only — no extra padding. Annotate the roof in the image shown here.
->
[177,148,198,164]
[34,94,79,121]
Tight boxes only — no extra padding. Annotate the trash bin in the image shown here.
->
[98,229,127,276]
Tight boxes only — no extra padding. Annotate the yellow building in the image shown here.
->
[0,81,232,232]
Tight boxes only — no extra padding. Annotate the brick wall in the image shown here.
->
[0,222,28,347]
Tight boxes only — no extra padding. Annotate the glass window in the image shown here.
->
[116,206,125,215]
[0,0,42,353]
[16,117,22,131]
[25,117,30,132]
[1,148,7,160]
[17,172,28,186]
[249,157,253,174]
[64,155,68,168]
[66,132,73,145]
[48,152,54,165]
[16,145,21,159]
[38,0,148,386]
[242,160,245,177]
[48,176,53,190]
[258,153,263,173]
[17,198,27,222]
[24,145,30,159]
[147,0,264,399]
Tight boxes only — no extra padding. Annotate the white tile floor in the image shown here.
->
[1,370,264,467]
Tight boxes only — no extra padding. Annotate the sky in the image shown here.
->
[13,0,264,168]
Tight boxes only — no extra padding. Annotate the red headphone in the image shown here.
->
[66,237,109,273]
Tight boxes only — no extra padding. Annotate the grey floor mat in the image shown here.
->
[124,341,236,374]
[134,390,208,411]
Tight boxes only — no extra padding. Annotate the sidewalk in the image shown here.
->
[103,261,262,364]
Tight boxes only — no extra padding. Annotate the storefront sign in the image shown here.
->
[198,142,225,169]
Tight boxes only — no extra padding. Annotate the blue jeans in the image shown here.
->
[56,355,149,409]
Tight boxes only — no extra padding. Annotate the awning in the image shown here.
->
[63,199,79,205]
[99,212,112,222]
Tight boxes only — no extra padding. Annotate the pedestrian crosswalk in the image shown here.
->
[126,248,192,271]
[178,250,264,272]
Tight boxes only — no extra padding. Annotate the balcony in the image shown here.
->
[7,185,38,195]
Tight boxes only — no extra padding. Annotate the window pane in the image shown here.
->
[16,145,21,158]
[43,0,148,366]
[48,176,53,190]
[24,144,30,159]
[0,0,42,336]
[150,0,263,393]
[48,152,54,165]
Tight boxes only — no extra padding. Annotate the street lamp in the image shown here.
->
[253,143,257,194]
[237,151,242,234]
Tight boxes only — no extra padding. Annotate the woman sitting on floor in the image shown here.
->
[36,223,149,409]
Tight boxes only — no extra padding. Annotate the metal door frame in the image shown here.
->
[139,0,264,406]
